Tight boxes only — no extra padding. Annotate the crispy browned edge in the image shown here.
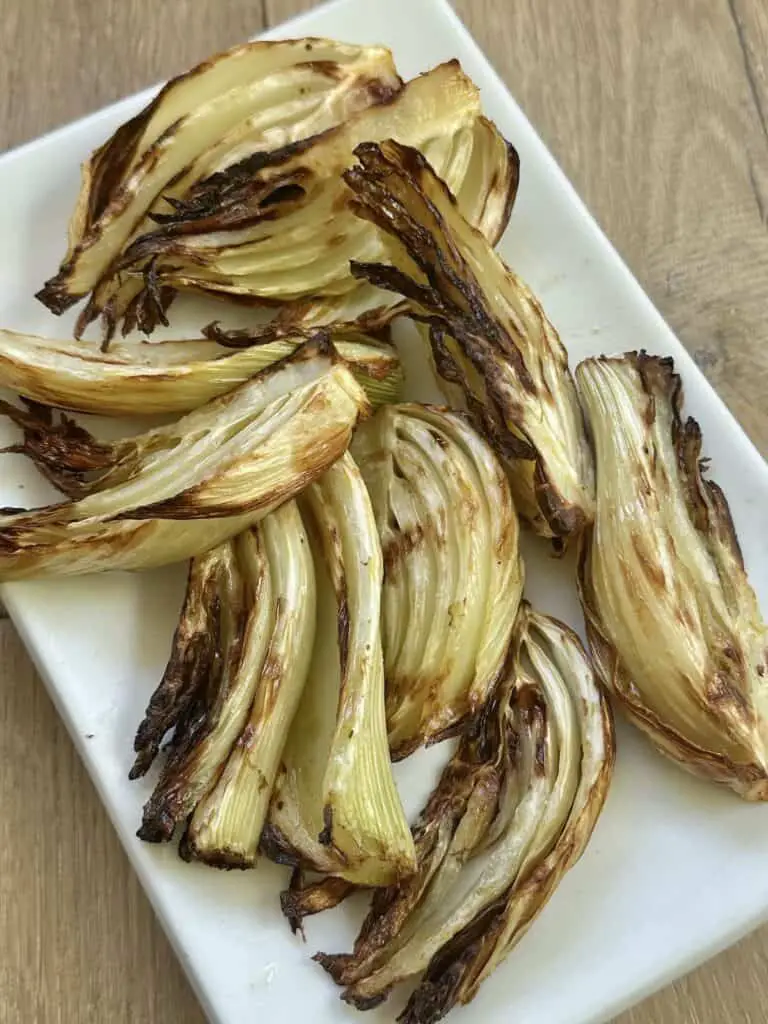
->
[343,139,588,542]
[136,572,232,844]
[130,556,223,781]
[279,872,357,935]
[202,306,401,367]
[0,398,115,497]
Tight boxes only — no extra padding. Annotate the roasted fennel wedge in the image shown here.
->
[93,63,518,333]
[134,503,316,853]
[577,352,768,799]
[352,404,524,757]
[344,139,594,543]
[264,452,416,887]
[37,38,402,332]
[0,337,368,579]
[0,325,402,415]
[316,604,615,1023]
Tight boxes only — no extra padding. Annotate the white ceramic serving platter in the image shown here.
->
[0,0,766,1022]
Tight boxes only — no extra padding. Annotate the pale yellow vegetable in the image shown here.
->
[0,327,402,415]
[0,338,368,579]
[265,453,416,887]
[92,63,518,333]
[38,37,402,332]
[353,403,524,757]
[577,352,768,799]
[180,504,315,863]
[317,605,614,1023]
[344,138,594,543]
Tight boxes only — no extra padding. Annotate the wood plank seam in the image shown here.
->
[726,0,768,222]
[727,0,768,140]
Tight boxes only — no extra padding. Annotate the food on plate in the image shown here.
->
[37,38,403,336]
[135,502,316,854]
[3,25,762,1024]
[352,403,524,757]
[577,352,768,799]
[0,337,368,578]
[0,324,402,415]
[343,139,595,543]
[316,604,614,1022]
[264,453,417,887]
[49,62,517,336]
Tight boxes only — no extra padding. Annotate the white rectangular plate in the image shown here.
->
[1,0,767,1022]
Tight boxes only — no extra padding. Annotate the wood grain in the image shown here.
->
[0,0,265,150]
[0,621,204,1024]
[0,1,766,1023]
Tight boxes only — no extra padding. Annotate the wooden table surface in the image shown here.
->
[1,0,767,1021]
